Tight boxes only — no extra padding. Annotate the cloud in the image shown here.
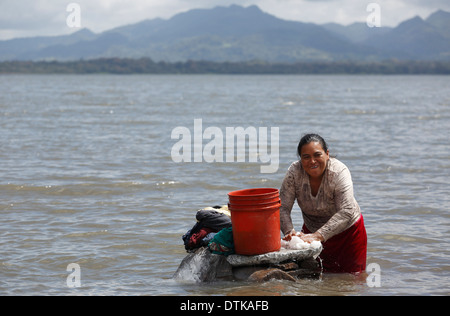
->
[0,0,449,40]
[0,1,69,38]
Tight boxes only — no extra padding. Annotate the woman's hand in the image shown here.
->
[283,229,304,241]
[299,232,324,243]
[284,230,324,243]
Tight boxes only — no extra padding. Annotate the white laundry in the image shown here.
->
[281,235,322,251]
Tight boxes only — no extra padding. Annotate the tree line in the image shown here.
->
[1,58,449,74]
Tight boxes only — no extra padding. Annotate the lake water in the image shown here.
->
[0,74,449,296]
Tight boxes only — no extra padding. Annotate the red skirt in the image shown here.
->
[302,215,367,273]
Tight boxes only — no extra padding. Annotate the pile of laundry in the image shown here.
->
[281,234,322,251]
[182,205,234,255]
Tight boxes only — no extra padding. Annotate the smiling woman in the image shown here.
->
[279,133,367,273]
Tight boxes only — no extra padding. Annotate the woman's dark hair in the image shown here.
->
[297,133,329,158]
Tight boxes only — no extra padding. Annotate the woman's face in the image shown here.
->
[300,142,330,179]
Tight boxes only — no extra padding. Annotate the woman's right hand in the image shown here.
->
[283,229,304,241]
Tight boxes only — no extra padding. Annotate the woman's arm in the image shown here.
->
[279,166,297,236]
[316,166,360,241]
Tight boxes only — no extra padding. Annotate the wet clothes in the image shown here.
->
[208,227,235,256]
[182,207,232,251]
[195,209,232,231]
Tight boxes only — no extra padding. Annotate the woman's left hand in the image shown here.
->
[300,232,324,243]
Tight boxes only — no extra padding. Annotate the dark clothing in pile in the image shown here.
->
[182,207,232,252]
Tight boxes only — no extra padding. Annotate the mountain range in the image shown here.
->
[1,5,449,62]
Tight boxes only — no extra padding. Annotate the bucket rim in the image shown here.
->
[228,188,279,198]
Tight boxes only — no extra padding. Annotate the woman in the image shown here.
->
[280,134,367,273]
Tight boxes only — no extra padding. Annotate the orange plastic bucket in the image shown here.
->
[228,188,281,255]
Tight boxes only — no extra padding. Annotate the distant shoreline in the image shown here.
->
[1,58,449,75]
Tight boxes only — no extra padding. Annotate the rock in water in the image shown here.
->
[226,247,322,267]
[173,247,233,282]
[248,268,297,282]
[174,243,323,282]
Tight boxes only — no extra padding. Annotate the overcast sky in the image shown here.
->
[0,0,449,40]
